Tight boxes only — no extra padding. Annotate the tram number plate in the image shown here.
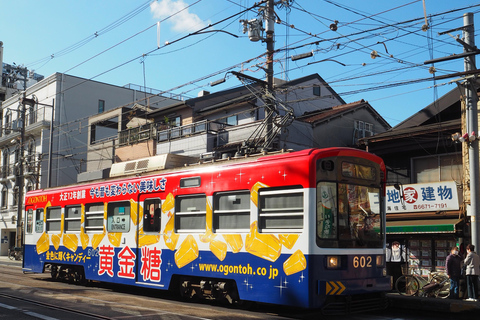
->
[353,256,372,268]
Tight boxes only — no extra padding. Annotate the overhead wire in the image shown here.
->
[26,0,154,69]
[14,1,480,163]
[30,0,266,110]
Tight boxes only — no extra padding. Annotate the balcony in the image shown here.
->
[119,123,156,146]
[156,120,213,142]
[0,166,11,181]
[0,106,52,146]
[118,117,270,158]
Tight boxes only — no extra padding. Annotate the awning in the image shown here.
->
[386,219,461,234]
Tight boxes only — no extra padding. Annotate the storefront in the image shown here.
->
[386,218,465,275]
[385,181,465,280]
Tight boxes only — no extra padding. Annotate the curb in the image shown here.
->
[387,293,480,313]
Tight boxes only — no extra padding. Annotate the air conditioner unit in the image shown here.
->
[110,154,198,178]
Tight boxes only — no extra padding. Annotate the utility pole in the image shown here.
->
[424,12,480,250]
[16,67,27,251]
[236,1,294,154]
[463,13,480,251]
[264,0,275,149]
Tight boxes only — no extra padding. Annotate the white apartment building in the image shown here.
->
[0,72,180,255]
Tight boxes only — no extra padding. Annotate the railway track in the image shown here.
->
[0,264,286,320]
[0,293,113,320]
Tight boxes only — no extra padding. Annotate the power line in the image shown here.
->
[26,0,154,68]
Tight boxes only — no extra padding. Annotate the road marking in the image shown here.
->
[0,302,17,309]
[24,311,59,320]
[0,302,59,320]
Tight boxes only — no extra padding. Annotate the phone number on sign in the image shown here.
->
[412,203,448,210]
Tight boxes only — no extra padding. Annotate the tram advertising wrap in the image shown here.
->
[23,148,390,314]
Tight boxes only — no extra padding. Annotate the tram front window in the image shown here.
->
[317,181,383,248]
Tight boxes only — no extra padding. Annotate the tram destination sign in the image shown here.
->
[386,181,459,213]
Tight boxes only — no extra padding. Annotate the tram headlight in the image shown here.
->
[376,255,384,267]
[326,256,341,269]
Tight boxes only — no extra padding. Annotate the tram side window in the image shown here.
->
[35,209,44,233]
[213,191,250,231]
[258,188,304,231]
[144,199,161,232]
[85,203,104,233]
[316,182,338,239]
[65,205,81,232]
[107,201,131,233]
[26,209,34,234]
[175,194,206,232]
[46,207,62,232]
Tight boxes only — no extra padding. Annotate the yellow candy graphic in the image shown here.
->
[206,197,212,231]
[36,232,49,254]
[63,233,78,252]
[245,222,281,262]
[199,229,216,243]
[200,198,215,243]
[162,193,175,216]
[175,235,199,268]
[137,227,161,247]
[91,227,106,250]
[279,234,299,250]
[163,216,179,250]
[223,234,243,253]
[81,204,85,224]
[251,182,269,207]
[108,232,122,247]
[210,239,227,261]
[51,234,62,250]
[130,199,139,225]
[80,227,89,249]
[283,249,307,276]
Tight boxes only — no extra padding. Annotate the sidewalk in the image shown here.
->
[0,255,22,266]
[387,292,480,313]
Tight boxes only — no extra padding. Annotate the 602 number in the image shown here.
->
[353,256,372,268]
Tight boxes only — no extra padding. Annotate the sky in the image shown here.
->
[1,0,479,127]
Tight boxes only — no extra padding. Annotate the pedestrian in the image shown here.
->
[464,244,480,301]
[445,246,462,299]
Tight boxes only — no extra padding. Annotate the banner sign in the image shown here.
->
[386,181,459,213]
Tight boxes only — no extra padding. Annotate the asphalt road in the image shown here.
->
[0,259,474,320]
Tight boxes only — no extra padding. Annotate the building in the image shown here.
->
[0,72,180,255]
[297,99,390,148]
[359,86,466,280]
[1,42,44,103]
[82,74,390,179]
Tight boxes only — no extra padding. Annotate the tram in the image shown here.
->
[23,148,390,313]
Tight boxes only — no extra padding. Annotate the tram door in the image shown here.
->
[136,194,164,287]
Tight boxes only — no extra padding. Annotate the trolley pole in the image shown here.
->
[463,13,480,251]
